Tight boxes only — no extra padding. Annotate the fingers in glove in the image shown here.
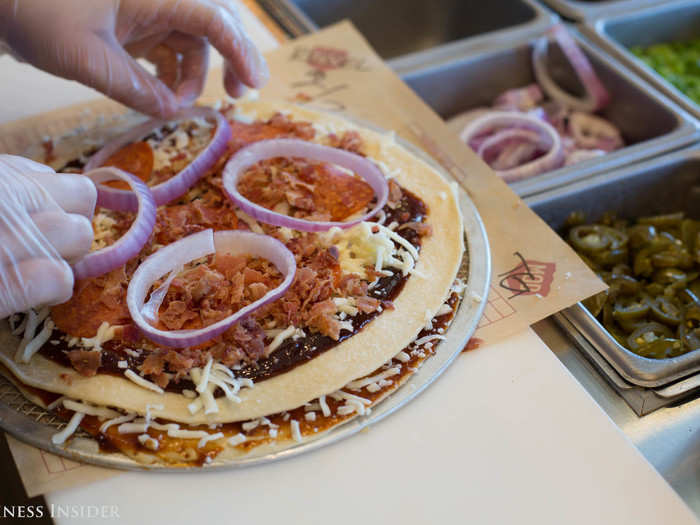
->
[78,34,180,119]
[30,211,93,262]
[29,172,97,219]
[163,0,268,89]
[171,32,209,105]
[143,40,181,93]
[0,258,73,318]
[0,155,54,177]
[224,62,248,98]
[144,32,210,106]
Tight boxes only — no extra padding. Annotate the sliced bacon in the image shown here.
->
[165,349,197,380]
[210,342,245,368]
[356,296,380,313]
[387,179,403,208]
[66,349,102,377]
[160,300,198,330]
[306,298,341,340]
[210,254,247,279]
[230,318,265,361]
[141,351,167,376]
[398,221,433,237]
[338,274,368,296]
[228,112,315,153]
[327,131,365,155]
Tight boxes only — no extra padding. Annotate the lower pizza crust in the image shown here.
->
[0,291,461,467]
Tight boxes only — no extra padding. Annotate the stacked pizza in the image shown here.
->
[0,100,464,466]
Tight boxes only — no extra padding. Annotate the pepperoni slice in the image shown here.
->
[101,141,154,189]
[51,277,131,338]
[312,165,375,221]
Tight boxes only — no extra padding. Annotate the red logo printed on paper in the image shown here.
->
[288,46,370,112]
[498,252,556,299]
[307,47,349,71]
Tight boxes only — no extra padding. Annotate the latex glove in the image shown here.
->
[0,155,96,318]
[0,0,268,118]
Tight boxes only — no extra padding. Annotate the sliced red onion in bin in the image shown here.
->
[222,138,389,232]
[72,167,157,280]
[460,111,564,183]
[126,229,296,348]
[84,106,231,210]
[532,25,610,113]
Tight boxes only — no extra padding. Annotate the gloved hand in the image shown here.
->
[0,155,96,318]
[0,0,269,118]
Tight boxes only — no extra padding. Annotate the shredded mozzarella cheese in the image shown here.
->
[290,420,302,443]
[197,432,224,448]
[99,413,136,433]
[228,433,247,446]
[124,370,164,394]
[188,359,254,415]
[319,395,331,417]
[51,412,85,445]
[62,400,119,419]
[17,318,54,363]
[137,434,159,451]
[346,367,401,390]
[413,334,446,347]
[395,351,410,363]
[264,325,301,355]
[80,321,116,351]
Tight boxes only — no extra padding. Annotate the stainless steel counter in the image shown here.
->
[534,318,700,516]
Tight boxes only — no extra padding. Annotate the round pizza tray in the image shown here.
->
[0,130,491,472]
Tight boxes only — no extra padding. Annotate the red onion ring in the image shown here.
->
[494,84,543,111]
[568,112,623,152]
[222,138,388,232]
[565,149,605,166]
[532,25,610,112]
[84,107,231,210]
[461,112,564,182]
[476,129,542,160]
[479,130,542,171]
[493,142,539,171]
[72,167,157,280]
[127,229,296,348]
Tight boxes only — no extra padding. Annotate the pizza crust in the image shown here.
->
[0,100,464,425]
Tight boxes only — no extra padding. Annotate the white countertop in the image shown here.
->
[44,329,697,524]
[0,4,697,523]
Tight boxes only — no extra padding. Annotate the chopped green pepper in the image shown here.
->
[631,38,700,106]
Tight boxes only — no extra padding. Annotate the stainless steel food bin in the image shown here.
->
[540,0,671,22]
[258,0,557,73]
[582,0,700,120]
[526,147,700,387]
[401,28,698,197]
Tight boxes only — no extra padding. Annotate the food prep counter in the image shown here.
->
[259,0,700,515]
[525,145,700,515]
[1,0,699,521]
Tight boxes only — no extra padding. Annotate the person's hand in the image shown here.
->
[0,155,96,318]
[0,0,268,118]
